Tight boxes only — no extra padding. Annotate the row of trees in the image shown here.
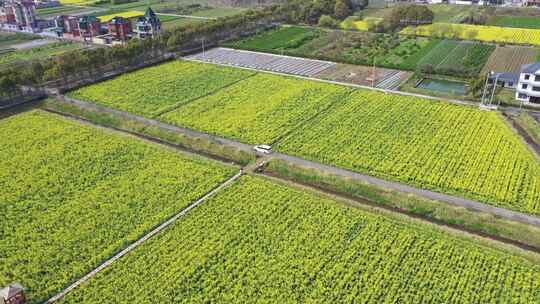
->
[274,0,363,25]
[0,7,282,98]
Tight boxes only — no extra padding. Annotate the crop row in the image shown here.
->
[0,110,235,303]
[59,176,540,303]
[418,40,495,76]
[402,23,540,46]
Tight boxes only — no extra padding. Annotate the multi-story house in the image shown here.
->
[0,0,37,31]
[515,62,540,105]
[78,15,101,40]
[135,7,161,39]
[108,16,131,42]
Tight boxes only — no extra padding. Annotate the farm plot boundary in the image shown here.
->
[47,96,540,228]
[46,170,243,304]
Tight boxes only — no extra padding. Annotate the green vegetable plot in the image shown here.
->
[0,110,235,303]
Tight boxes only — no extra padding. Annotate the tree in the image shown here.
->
[334,0,352,20]
[470,75,487,98]
[318,15,338,28]
[388,5,434,29]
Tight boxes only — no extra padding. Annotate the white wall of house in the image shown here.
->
[516,71,540,106]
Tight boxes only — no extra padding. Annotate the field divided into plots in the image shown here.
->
[68,60,540,216]
[417,40,494,76]
[482,46,540,74]
[277,90,540,215]
[69,60,255,117]
[402,23,540,46]
[59,176,540,303]
[0,110,235,303]
[161,73,351,144]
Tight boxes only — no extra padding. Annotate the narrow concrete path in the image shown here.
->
[46,170,243,303]
[51,96,540,228]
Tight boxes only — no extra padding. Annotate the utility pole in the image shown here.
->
[480,71,492,106]
[372,57,376,88]
[201,38,205,59]
[488,73,500,107]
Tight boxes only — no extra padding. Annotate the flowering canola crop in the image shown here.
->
[0,110,235,303]
[59,176,540,303]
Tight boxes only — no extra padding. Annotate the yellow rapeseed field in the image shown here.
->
[401,23,540,45]
[97,11,144,22]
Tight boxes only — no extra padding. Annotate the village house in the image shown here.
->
[0,283,25,304]
[0,0,37,32]
[135,7,161,39]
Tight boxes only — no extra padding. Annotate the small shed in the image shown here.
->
[0,283,26,304]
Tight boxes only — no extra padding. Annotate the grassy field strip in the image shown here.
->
[56,176,540,303]
[47,170,243,304]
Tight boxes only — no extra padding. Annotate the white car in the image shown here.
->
[254,144,272,154]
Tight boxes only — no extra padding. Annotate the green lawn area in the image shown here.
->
[228,26,320,51]
[0,32,39,49]
[488,15,540,29]
[36,5,96,18]
[191,7,245,18]
[160,16,205,29]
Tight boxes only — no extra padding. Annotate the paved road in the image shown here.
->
[52,96,540,228]
[11,39,54,49]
